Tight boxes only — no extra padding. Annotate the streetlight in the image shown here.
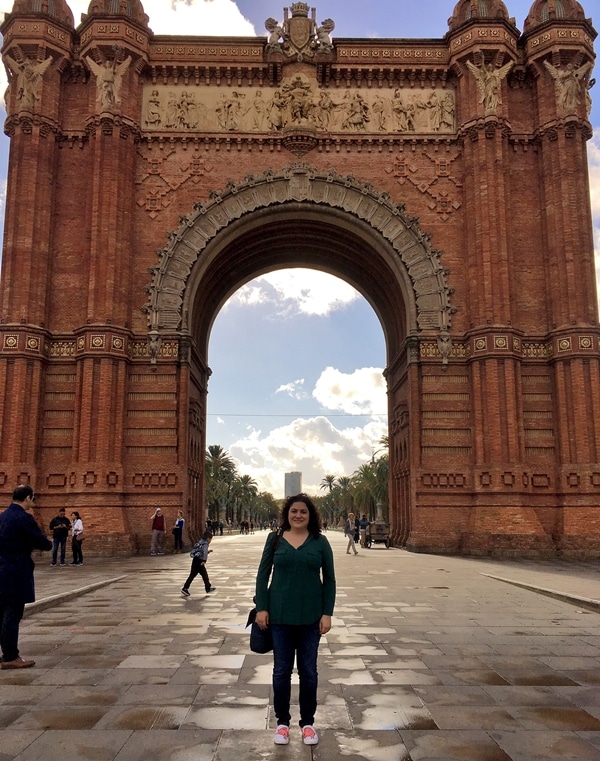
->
[370,447,387,522]
[371,447,386,464]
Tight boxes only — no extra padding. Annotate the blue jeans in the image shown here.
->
[271,621,321,728]
[52,535,67,564]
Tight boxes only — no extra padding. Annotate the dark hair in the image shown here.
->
[281,493,322,535]
[71,511,81,520]
[12,484,33,502]
[202,531,213,540]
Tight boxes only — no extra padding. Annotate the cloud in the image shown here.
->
[275,378,307,399]
[313,366,387,416]
[228,415,387,497]
[69,0,255,34]
[225,366,387,497]
[228,270,361,317]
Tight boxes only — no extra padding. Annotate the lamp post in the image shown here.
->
[370,447,387,523]
[370,447,385,464]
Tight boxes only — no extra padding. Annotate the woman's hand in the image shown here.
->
[255,610,269,630]
[319,615,332,635]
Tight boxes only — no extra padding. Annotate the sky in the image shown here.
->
[0,0,599,499]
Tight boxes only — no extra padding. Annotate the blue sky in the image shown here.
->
[0,0,598,498]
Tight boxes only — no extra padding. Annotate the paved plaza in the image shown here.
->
[2,529,600,760]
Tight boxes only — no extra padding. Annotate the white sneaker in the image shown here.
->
[302,725,319,745]
[273,725,290,745]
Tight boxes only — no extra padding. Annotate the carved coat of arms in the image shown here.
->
[286,6,314,53]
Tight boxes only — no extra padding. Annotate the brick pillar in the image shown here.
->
[525,19,600,551]
[449,23,555,552]
[68,20,149,536]
[0,14,72,489]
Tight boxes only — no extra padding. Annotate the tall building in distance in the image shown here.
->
[284,472,302,498]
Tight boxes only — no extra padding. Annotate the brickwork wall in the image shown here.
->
[0,3,599,555]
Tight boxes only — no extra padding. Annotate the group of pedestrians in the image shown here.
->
[49,507,84,566]
[344,512,371,554]
[150,507,187,555]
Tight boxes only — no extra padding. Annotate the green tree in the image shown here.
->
[205,445,237,524]
[352,442,389,521]
[253,491,280,526]
[320,474,337,526]
[336,475,353,512]
[234,473,258,523]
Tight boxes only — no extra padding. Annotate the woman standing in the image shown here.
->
[344,512,359,555]
[255,494,336,747]
[70,511,84,565]
[173,510,185,553]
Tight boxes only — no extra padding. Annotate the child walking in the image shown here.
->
[181,531,216,596]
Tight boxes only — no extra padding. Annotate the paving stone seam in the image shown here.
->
[480,572,600,613]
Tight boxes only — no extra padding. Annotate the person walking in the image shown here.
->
[181,531,215,596]
[70,511,84,565]
[150,507,166,555]
[49,507,71,566]
[344,512,359,555]
[358,513,370,548]
[172,509,185,553]
[0,484,52,669]
[255,493,336,747]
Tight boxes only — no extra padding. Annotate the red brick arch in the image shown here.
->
[145,165,454,352]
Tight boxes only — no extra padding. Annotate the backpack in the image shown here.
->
[190,540,205,559]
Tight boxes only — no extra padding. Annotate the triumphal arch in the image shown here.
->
[0,0,598,555]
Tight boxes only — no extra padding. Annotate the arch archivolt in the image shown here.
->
[144,164,454,339]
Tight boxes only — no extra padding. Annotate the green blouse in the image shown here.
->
[255,531,336,625]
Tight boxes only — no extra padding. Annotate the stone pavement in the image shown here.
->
[2,531,600,760]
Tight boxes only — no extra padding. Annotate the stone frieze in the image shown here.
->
[141,79,456,135]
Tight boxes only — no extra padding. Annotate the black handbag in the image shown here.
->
[249,620,273,654]
[247,529,282,653]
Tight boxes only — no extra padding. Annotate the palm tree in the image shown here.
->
[320,474,337,526]
[352,463,377,520]
[253,491,279,527]
[336,475,354,521]
[235,473,258,524]
[205,445,237,524]
[354,440,389,521]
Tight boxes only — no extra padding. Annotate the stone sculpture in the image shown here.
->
[86,55,132,111]
[4,54,52,112]
[544,60,594,114]
[466,58,514,113]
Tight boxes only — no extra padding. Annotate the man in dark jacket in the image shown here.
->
[0,484,52,669]
[49,507,71,566]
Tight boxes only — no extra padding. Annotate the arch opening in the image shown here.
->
[205,268,388,517]
[147,166,454,547]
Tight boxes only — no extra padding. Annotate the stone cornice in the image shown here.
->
[3,113,61,138]
[0,13,74,54]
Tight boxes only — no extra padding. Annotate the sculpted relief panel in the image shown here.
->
[141,77,456,135]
